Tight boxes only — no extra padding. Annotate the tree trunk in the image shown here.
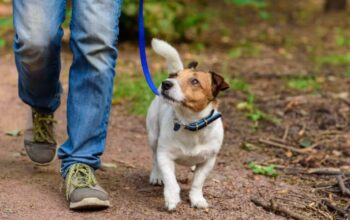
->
[324,0,347,12]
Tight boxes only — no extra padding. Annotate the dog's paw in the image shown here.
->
[190,196,209,209]
[190,165,196,172]
[149,169,163,185]
[165,195,181,211]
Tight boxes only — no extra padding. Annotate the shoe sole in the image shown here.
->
[70,198,110,210]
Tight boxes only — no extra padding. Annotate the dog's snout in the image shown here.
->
[162,80,174,90]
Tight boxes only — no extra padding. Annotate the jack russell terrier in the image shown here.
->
[146,39,229,211]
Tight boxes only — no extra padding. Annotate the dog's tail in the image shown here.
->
[151,38,184,73]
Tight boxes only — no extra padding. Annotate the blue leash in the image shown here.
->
[138,0,160,96]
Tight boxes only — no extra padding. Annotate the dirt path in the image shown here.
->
[0,51,310,220]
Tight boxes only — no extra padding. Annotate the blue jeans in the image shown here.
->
[13,0,122,176]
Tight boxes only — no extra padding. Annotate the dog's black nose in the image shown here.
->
[162,80,173,90]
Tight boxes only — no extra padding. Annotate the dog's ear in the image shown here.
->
[210,71,230,97]
[187,61,198,69]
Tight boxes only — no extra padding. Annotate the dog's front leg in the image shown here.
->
[190,156,216,208]
[157,152,181,211]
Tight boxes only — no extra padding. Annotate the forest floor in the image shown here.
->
[1,1,350,219]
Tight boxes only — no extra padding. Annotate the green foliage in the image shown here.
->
[248,162,278,177]
[226,0,270,20]
[258,11,270,20]
[343,68,350,76]
[334,29,350,47]
[287,77,320,91]
[0,38,5,48]
[0,17,12,48]
[315,53,350,65]
[229,41,262,59]
[226,0,267,8]
[335,35,350,46]
[236,93,281,125]
[247,109,265,122]
[122,1,212,40]
[229,78,250,92]
[191,42,206,53]
[299,137,313,148]
[59,1,211,41]
[112,72,168,115]
[229,48,242,59]
[0,17,12,28]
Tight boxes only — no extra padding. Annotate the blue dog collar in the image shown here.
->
[174,110,222,132]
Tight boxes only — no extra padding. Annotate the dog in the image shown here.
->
[146,39,229,211]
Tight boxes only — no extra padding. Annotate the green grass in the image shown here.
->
[228,78,250,92]
[236,93,281,126]
[0,17,12,28]
[343,68,350,76]
[248,162,278,177]
[315,53,350,66]
[228,41,262,59]
[0,17,13,48]
[287,77,320,91]
[112,71,168,115]
[0,38,5,48]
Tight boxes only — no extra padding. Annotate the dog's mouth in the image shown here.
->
[161,91,179,103]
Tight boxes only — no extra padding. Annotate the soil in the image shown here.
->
[0,46,347,220]
[0,52,296,220]
[1,1,350,219]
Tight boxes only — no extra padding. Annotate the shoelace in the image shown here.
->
[66,164,97,199]
[33,111,57,144]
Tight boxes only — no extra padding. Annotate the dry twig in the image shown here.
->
[336,175,350,196]
[112,159,136,169]
[322,199,350,219]
[251,197,308,220]
[306,168,350,176]
[307,167,342,175]
[282,125,290,141]
[259,138,310,154]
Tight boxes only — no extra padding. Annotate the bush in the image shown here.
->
[120,1,212,41]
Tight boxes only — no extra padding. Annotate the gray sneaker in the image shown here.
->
[65,163,110,210]
[24,109,57,165]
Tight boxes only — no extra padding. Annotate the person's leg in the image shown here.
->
[13,0,66,113]
[58,0,122,209]
[58,0,122,176]
[13,0,66,165]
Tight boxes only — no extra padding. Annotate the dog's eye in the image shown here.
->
[191,79,200,85]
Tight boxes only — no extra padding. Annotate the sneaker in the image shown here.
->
[24,109,57,165]
[65,163,110,210]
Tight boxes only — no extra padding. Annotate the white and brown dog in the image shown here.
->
[146,39,229,211]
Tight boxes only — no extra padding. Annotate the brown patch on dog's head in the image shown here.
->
[175,68,229,112]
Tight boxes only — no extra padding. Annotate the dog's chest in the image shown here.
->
[175,150,213,166]
[171,131,217,166]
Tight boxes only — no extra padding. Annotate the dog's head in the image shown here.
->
[161,61,229,112]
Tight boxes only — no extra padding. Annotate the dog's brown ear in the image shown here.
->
[210,71,230,97]
[187,61,198,69]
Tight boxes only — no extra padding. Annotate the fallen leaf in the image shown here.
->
[5,129,22,137]
[299,137,313,148]
[285,150,293,158]
[101,162,117,169]
[241,142,257,151]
